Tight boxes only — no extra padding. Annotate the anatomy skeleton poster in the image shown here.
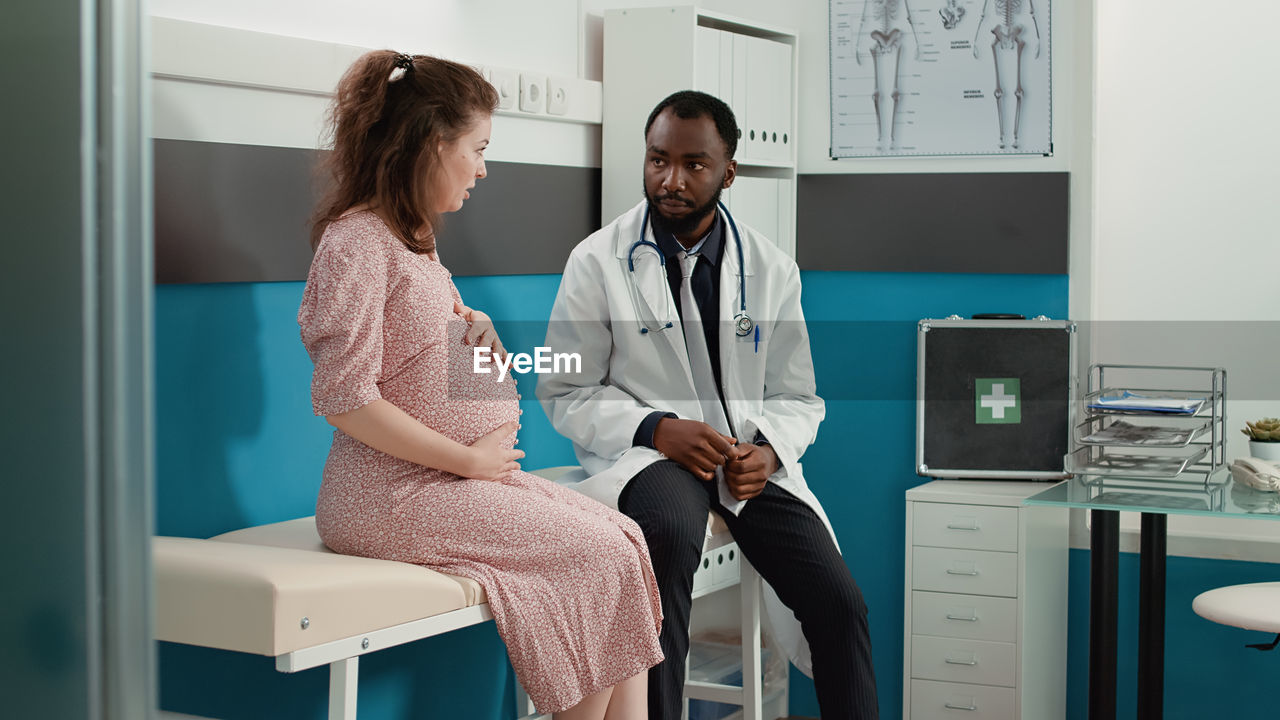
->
[829,0,1052,157]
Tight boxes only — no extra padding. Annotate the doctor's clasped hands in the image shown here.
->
[651,417,776,500]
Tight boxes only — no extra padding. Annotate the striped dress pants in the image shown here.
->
[619,460,879,719]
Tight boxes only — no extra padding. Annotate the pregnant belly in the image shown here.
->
[380,333,522,449]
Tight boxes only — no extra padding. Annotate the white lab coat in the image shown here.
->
[537,200,837,676]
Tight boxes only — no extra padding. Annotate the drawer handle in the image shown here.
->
[945,655,978,666]
[946,522,980,531]
[946,568,980,576]
[944,700,978,711]
[946,612,978,622]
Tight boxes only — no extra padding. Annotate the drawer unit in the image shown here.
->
[913,503,1019,552]
[911,592,1017,643]
[911,547,1019,598]
[903,482,1068,719]
[910,680,1015,720]
[910,635,1017,687]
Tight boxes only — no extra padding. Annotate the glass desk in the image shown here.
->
[1026,473,1280,720]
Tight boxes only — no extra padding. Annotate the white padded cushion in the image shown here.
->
[154,518,486,656]
[1192,582,1280,633]
[211,517,485,605]
[528,465,581,483]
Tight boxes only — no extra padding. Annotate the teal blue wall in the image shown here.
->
[156,271,1277,719]
[154,276,575,540]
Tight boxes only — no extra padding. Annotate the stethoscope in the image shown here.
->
[626,201,754,339]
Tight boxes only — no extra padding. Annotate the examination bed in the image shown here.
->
[153,468,765,720]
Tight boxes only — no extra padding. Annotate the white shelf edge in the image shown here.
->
[695,9,796,40]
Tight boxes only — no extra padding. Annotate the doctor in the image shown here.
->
[538,91,877,720]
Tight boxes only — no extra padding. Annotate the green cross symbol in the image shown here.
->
[976,378,1021,424]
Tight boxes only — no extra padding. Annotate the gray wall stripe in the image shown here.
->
[154,139,602,283]
[155,140,320,283]
[156,141,1068,282]
[796,172,1069,274]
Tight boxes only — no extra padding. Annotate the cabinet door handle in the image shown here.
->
[946,568,980,576]
[944,700,978,711]
[946,612,978,622]
[946,522,980,531]
[945,654,978,666]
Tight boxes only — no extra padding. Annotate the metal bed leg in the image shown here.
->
[681,657,690,720]
[514,677,550,720]
[328,657,358,720]
[740,559,762,720]
[514,679,530,717]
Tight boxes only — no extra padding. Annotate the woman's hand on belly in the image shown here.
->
[327,399,521,479]
[455,301,506,363]
[463,420,524,481]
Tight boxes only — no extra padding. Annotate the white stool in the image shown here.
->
[1192,581,1280,651]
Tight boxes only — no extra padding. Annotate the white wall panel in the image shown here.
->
[149,16,601,167]
[1093,0,1280,323]
[1085,0,1280,554]
[150,0,581,78]
[153,78,331,150]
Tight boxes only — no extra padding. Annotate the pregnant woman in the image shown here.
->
[299,50,662,719]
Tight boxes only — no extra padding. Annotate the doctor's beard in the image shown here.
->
[643,182,723,239]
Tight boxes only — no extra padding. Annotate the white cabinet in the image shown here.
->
[602,6,797,258]
[904,481,1069,720]
[722,175,795,259]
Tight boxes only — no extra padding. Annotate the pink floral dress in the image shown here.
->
[298,211,663,713]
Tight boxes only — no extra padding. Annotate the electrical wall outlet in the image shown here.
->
[489,68,517,111]
[546,76,569,116]
[519,74,545,113]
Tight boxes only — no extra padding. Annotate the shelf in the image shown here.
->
[734,157,795,170]
[1070,365,1228,482]
[696,8,797,40]
[1084,388,1211,416]
[1067,446,1209,479]
[1075,418,1212,448]
[1079,467,1231,490]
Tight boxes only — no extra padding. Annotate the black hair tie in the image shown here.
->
[394,53,414,71]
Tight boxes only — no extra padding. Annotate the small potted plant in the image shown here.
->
[1242,418,1280,461]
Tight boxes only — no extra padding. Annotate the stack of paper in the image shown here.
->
[1088,391,1205,415]
[1081,420,1198,446]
